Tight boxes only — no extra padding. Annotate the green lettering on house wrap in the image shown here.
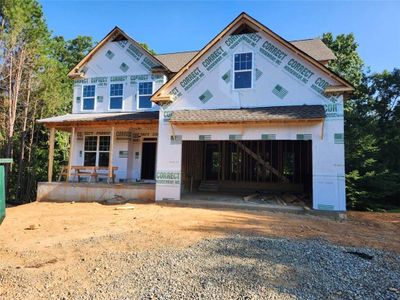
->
[284,59,314,84]
[310,77,339,102]
[141,56,157,71]
[202,46,228,71]
[126,44,143,61]
[259,41,287,65]
[156,171,181,185]
[169,87,182,100]
[180,67,204,91]
[225,33,262,49]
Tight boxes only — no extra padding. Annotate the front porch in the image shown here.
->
[37,111,159,202]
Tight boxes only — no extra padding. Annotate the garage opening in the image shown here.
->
[181,140,312,207]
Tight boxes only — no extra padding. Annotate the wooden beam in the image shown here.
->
[231,140,289,183]
[67,127,75,182]
[48,127,55,182]
[108,126,115,183]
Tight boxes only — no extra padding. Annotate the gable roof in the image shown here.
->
[155,51,199,73]
[67,27,169,78]
[151,12,354,103]
[155,39,335,73]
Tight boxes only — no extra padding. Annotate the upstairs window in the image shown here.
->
[110,83,123,110]
[138,82,153,109]
[82,85,95,110]
[234,52,252,89]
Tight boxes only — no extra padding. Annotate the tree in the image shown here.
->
[0,0,94,203]
[140,42,156,55]
[323,33,400,210]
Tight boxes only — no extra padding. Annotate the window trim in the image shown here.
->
[108,83,124,111]
[81,84,96,111]
[136,81,154,110]
[83,135,111,167]
[232,51,254,90]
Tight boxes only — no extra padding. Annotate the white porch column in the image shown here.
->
[108,126,115,183]
[67,127,75,182]
[48,127,55,182]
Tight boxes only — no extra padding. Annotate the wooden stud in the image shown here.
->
[67,127,75,182]
[48,127,55,182]
[108,126,115,183]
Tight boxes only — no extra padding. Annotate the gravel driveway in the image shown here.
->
[2,235,399,299]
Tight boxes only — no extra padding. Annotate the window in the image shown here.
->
[84,136,110,167]
[234,52,252,89]
[110,83,123,110]
[138,82,153,109]
[82,85,95,110]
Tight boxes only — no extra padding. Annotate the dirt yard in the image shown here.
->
[0,202,399,299]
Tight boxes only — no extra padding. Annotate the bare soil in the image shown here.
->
[0,202,399,299]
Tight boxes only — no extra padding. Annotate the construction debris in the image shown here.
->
[242,192,310,208]
[114,206,135,211]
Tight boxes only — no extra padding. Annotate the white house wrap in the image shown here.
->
[37,13,353,211]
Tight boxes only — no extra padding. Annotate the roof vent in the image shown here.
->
[231,23,258,35]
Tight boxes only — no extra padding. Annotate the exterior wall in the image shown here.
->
[71,126,158,182]
[155,27,346,211]
[72,39,166,114]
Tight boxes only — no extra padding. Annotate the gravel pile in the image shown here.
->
[1,235,399,299]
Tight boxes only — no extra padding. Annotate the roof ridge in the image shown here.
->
[155,50,199,56]
[290,38,321,42]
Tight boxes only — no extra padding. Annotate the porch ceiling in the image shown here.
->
[37,111,159,128]
[169,105,325,125]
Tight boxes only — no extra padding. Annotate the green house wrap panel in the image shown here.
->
[199,135,211,141]
[221,70,231,83]
[297,134,312,141]
[261,134,276,140]
[229,134,242,141]
[0,166,5,225]
[199,90,213,103]
[120,63,129,73]
[334,133,344,144]
[272,84,288,99]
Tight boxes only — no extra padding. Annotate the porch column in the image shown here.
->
[48,127,55,182]
[67,127,75,182]
[108,126,115,183]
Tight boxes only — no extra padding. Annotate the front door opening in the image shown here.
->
[141,142,156,180]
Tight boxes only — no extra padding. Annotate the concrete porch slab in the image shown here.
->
[37,182,155,203]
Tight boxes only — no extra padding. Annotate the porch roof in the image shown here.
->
[169,105,325,124]
[37,111,159,127]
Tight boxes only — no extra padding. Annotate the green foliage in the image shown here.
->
[323,33,400,211]
[0,0,94,203]
[139,42,156,55]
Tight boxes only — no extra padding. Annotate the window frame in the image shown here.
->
[108,83,124,111]
[136,81,154,110]
[81,84,96,111]
[83,135,111,167]
[232,51,254,90]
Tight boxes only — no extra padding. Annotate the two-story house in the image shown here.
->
[37,13,353,211]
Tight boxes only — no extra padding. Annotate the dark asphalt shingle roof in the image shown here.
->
[37,111,159,124]
[155,39,335,73]
[169,105,325,123]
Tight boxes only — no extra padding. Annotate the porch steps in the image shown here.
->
[198,181,219,192]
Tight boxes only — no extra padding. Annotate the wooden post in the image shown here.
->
[108,126,115,183]
[48,127,55,182]
[67,127,75,182]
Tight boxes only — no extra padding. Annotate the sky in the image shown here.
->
[39,0,400,73]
